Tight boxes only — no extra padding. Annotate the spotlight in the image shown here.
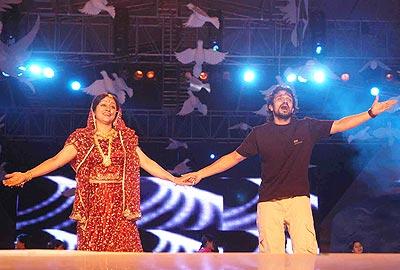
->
[43,67,55,78]
[199,71,208,81]
[341,73,350,82]
[134,70,144,80]
[2,71,10,77]
[210,154,216,159]
[313,70,325,84]
[286,73,297,83]
[29,64,42,75]
[70,81,81,91]
[211,41,220,51]
[385,72,394,81]
[146,70,155,79]
[315,43,323,55]
[370,87,380,96]
[243,70,255,83]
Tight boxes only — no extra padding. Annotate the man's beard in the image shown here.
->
[273,104,293,120]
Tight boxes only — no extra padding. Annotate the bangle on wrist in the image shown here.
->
[25,170,33,182]
[368,108,377,118]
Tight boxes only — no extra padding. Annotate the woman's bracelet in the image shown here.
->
[24,170,33,182]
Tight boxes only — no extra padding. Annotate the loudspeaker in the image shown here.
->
[113,6,130,56]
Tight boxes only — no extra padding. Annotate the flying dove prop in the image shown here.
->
[0,0,22,12]
[165,138,189,150]
[168,159,191,175]
[186,72,211,93]
[177,91,208,116]
[228,122,252,131]
[175,40,226,78]
[79,0,115,18]
[83,70,133,104]
[184,3,220,29]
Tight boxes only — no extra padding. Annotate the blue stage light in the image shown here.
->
[243,70,255,83]
[370,87,380,96]
[43,67,55,78]
[211,41,220,51]
[315,43,323,55]
[313,70,325,84]
[70,81,81,91]
[210,154,216,159]
[29,64,42,75]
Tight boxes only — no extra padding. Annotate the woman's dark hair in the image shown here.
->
[48,239,68,249]
[265,86,298,121]
[200,234,219,252]
[91,93,120,112]
[350,240,362,251]
[16,233,30,244]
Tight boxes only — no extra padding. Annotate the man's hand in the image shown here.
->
[370,96,397,116]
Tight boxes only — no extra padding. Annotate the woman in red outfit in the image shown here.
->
[3,93,190,252]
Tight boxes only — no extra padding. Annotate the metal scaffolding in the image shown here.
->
[0,107,355,144]
[25,13,400,66]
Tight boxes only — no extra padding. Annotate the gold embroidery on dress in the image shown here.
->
[123,209,142,221]
[90,173,122,184]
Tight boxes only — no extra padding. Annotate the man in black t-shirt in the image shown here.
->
[183,86,396,254]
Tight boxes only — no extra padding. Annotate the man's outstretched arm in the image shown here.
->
[330,96,397,134]
[182,151,246,185]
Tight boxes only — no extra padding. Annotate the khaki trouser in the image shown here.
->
[257,195,318,254]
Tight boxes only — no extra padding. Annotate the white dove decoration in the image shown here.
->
[278,0,309,47]
[296,59,339,81]
[175,40,227,78]
[165,138,188,150]
[0,0,22,12]
[387,95,400,113]
[358,59,391,73]
[372,123,400,146]
[184,3,220,29]
[347,126,373,143]
[112,73,133,98]
[0,16,40,78]
[177,91,208,116]
[228,122,252,131]
[83,71,133,104]
[79,0,115,18]
[253,104,269,117]
[168,159,191,176]
[186,73,211,93]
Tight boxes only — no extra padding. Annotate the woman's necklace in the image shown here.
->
[94,129,116,167]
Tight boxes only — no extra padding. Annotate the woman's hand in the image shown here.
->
[3,171,32,187]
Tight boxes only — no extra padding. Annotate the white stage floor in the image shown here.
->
[0,251,399,270]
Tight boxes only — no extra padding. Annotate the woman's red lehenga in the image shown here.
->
[65,109,143,252]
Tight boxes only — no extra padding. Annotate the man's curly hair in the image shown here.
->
[265,86,298,121]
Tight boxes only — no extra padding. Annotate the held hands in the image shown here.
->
[370,96,397,116]
[170,171,203,186]
[2,171,32,188]
[181,171,203,186]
